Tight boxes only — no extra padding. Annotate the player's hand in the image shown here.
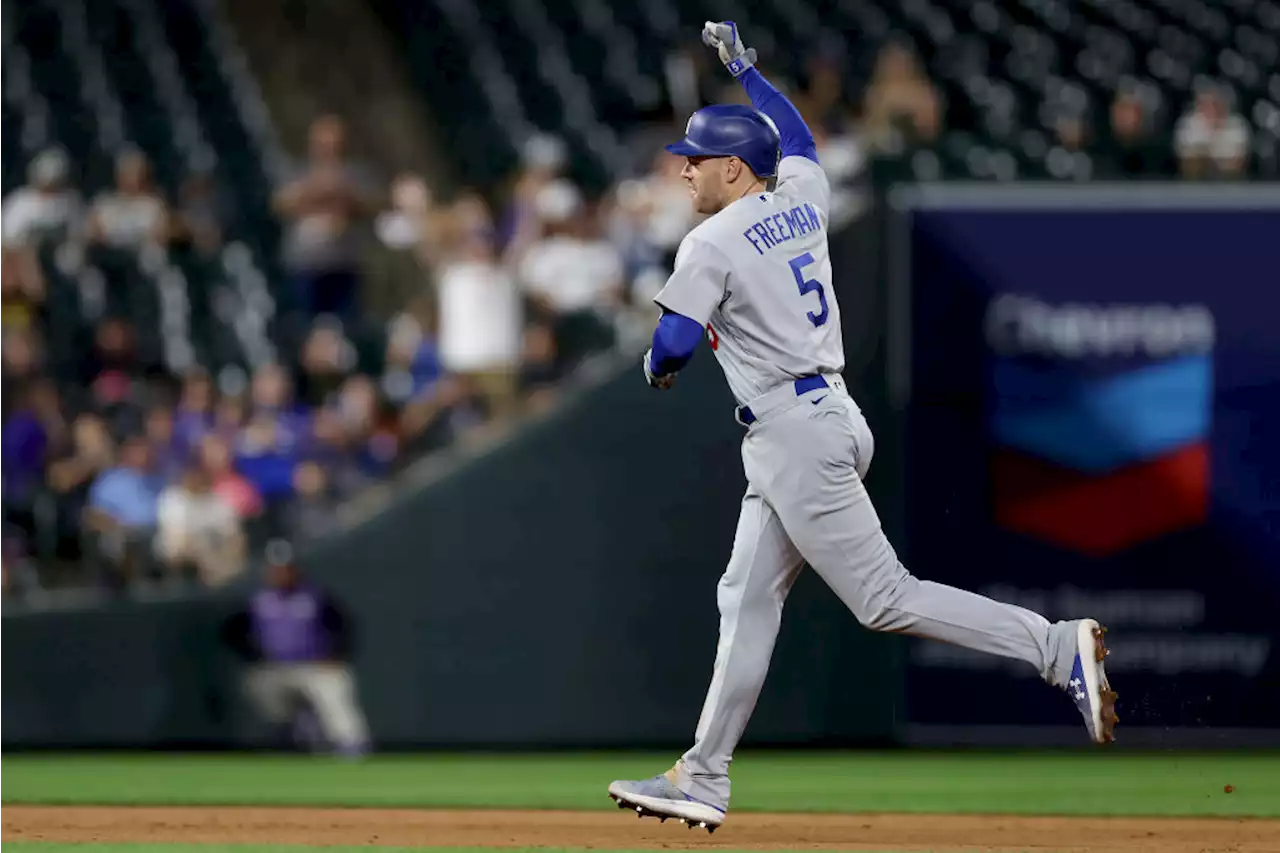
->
[702,21,756,77]
[643,349,676,390]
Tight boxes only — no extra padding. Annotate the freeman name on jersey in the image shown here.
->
[742,202,823,256]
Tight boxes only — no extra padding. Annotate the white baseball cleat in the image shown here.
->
[607,770,725,833]
[1066,619,1119,744]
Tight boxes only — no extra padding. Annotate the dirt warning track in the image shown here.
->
[5,805,1279,852]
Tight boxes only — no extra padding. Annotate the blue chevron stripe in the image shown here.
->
[990,355,1211,473]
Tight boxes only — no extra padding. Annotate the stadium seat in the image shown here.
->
[370,0,1277,186]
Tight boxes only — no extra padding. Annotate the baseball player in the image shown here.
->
[607,23,1118,833]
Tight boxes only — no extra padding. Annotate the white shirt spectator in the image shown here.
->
[644,176,696,253]
[520,236,624,314]
[518,178,624,314]
[156,485,239,554]
[437,256,523,373]
[1175,109,1250,170]
[91,192,166,249]
[2,149,83,247]
[3,188,83,247]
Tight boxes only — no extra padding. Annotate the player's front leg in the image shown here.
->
[608,487,804,830]
[753,408,1118,744]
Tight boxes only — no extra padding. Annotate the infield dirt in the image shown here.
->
[5,805,1280,852]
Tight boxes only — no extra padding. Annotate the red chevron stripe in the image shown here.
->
[991,442,1209,556]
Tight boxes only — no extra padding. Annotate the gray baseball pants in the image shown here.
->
[674,377,1079,809]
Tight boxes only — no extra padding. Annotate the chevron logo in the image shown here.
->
[985,298,1215,556]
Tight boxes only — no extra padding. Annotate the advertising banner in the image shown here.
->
[892,186,1280,738]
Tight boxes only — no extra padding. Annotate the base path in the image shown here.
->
[5,806,1279,852]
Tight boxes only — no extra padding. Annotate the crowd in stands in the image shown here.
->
[3,30,1271,600]
[1,111,693,599]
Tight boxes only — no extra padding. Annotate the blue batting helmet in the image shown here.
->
[665,104,780,178]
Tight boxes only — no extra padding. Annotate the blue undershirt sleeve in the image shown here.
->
[738,67,819,164]
[649,311,705,376]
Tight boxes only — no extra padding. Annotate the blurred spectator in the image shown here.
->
[46,413,115,561]
[381,313,474,454]
[518,180,623,374]
[811,125,869,227]
[2,382,55,545]
[174,170,232,257]
[236,413,303,505]
[641,151,697,267]
[369,172,444,316]
[1175,85,1251,179]
[1,246,47,332]
[274,115,378,326]
[443,190,498,262]
[199,434,264,521]
[334,374,398,478]
[237,362,356,509]
[796,39,859,136]
[86,149,169,251]
[499,132,570,261]
[2,147,84,248]
[250,363,307,431]
[381,314,443,407]
[221,541,371,756]
[83,317,144,415]
[307,406,375,498]
[861,41,942,153]
[145,404,184,482]
[174,367,216,452]
[156,463,245,587]
[434,222,522,422]
[214,392,249,443]
[375,172,436,254]
[298,320,355,408]
[85,434,163,583]
[285,460,341,544]
[519,322,560,408]
[47,414,114,501]
[1044,112,1094,181]
[1098,92,1174,179]
[605,178,666,306]
[0,325,43,409]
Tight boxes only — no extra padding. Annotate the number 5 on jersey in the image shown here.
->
[789,252,828,327]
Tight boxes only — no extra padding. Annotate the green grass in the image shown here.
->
[4,751,1279,817]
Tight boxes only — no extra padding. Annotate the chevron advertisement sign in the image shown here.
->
[896,190,1280,734]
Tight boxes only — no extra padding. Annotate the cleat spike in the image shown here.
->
[707,825,718,834]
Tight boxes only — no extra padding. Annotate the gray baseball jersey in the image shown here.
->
[655,157,843,406]
[654,155,1083,811]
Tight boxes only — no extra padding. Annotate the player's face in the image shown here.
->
[680,156,733,215]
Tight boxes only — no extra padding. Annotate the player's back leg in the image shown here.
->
[608,485,805,824]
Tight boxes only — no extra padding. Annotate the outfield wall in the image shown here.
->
[1,208,903,749]
[5,181,1277,748]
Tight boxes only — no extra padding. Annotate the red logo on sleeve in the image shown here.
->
[706,324,720,351]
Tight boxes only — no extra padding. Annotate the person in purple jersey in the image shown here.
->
[221,540,370,755]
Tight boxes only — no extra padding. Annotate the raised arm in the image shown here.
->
[702,22,818,164]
